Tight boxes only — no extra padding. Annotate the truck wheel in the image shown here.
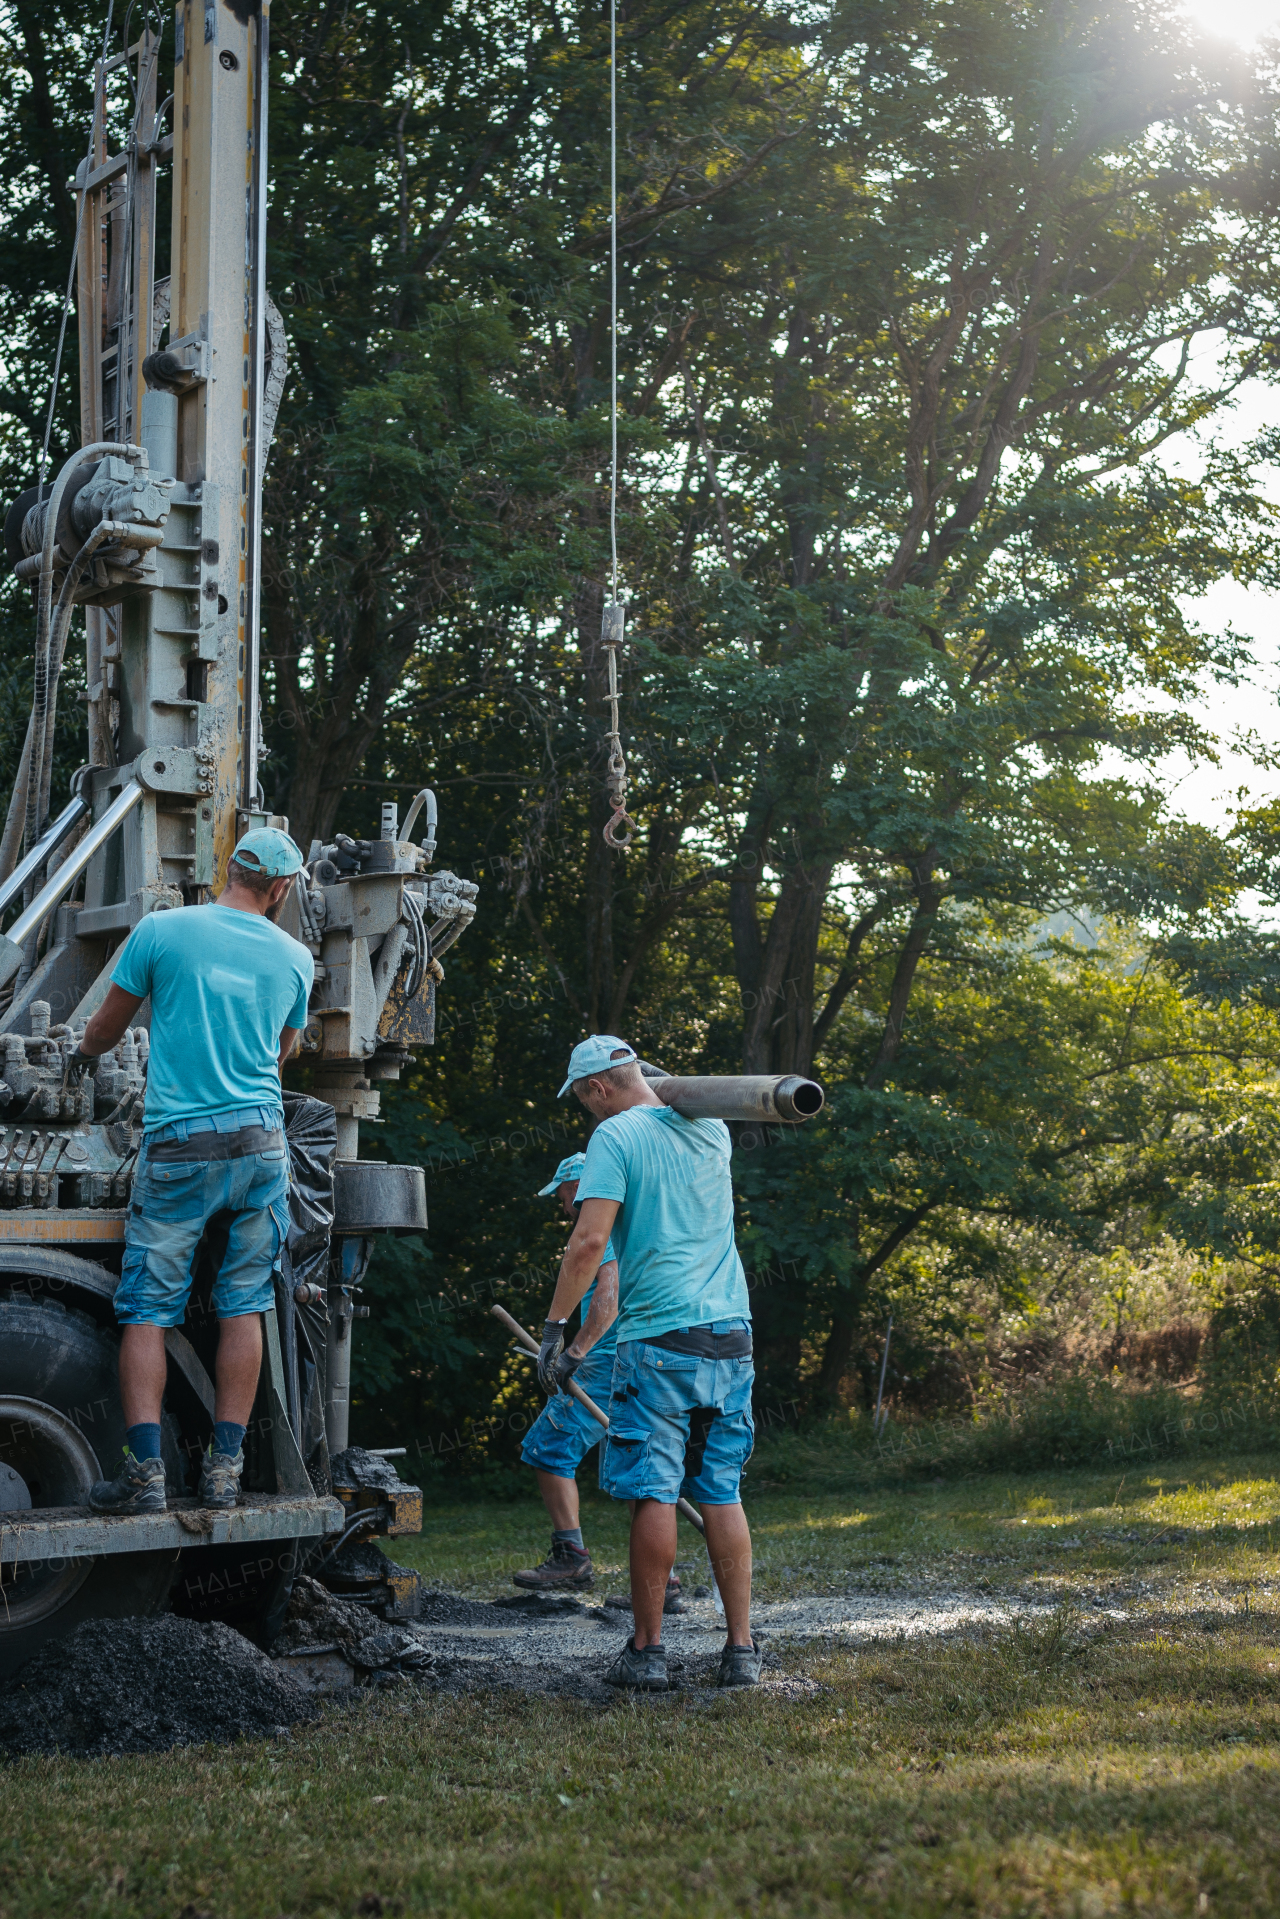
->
[0,1296,180,1677]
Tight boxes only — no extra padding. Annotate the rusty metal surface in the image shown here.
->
[272,1644,356,1694]
[337,1482,423,1538]
[0,1492,343,1564]
[0,1213,127,1244]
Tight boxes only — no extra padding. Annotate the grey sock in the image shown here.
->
[553,1526,585,1552]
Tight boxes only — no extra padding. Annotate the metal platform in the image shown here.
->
[0,1492,343,1564]
[0,1212,127,1244]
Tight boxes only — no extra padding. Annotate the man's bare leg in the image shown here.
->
[702,1501,752,1646]
[119,1324,169,1428]
[214,1313,263,1425]
[630,1498,678,1648]
[536,1469,580,1531]
[120,1315,262,1431]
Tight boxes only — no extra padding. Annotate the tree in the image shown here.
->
[4,0,1280,1438]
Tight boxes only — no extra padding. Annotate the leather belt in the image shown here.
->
[644,1325,752,1360]
[146,1125,285,1164]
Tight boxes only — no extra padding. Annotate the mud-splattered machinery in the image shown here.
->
[0,6,475,1671]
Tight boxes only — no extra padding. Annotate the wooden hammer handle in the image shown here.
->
[490,1302,707,1538]
[491,1302,611,1426]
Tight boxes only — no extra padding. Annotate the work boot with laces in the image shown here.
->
[603,1574,685,1614]
[89,1450,167,1514]
[512,1537,594,1590]
[718,1637,763,1687]
[604,1636,669,1691]
[198,1446,244,1509]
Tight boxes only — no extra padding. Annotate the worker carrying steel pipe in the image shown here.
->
[511,1153,686,1613]
[70,828,314,1515]
[540,1034,761,1691]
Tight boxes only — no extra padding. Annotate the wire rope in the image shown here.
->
[609,0,618,608]
[600,0,636,853]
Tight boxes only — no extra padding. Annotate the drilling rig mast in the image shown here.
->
[0,4,476,1671]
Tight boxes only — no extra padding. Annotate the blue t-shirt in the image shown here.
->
[111,903,312,1132]
[579,1236,619,1360]
[577,1107,749,1344]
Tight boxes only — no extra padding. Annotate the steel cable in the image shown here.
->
[600,0,637,854]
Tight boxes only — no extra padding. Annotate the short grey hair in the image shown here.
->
[573,1055,643,1097]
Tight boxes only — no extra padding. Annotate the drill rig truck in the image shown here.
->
[0,5,476,1672]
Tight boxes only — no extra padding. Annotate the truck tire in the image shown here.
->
[0,1295,181,1677]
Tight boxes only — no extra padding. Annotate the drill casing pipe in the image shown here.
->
[641,1070,824,1124]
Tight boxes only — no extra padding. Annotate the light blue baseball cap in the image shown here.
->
[231,826,304,878]
[557,1034,638,1099]
[537,1151,586,1197]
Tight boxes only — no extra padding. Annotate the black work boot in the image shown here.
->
[603,1575,685,1615]
[718,1637,763,1687]
[512,1537,595,1591]
[198,1446,244,1510]
[604,1637,669,1691]
[89,1451,167,1514]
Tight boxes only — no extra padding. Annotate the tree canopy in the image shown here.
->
[2,0,1280,1449]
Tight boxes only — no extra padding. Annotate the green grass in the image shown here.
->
[394,1451,1280,1606]
[5,1457,1280,1916]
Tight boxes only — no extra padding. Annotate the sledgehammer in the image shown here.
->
[490,1303,707,1537]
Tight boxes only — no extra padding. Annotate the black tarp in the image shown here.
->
[279,1093,337,1487]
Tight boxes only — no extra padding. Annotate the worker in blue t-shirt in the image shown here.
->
[510,1152,618,1591]
[65,828,313,1517]
[537,1035,761,1692]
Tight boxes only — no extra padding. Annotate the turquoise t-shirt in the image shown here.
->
[579,1236,619,1360]
[577,1107,749,1344]
[111,903,312,1132]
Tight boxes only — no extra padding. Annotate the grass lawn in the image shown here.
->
[4,1455,1280,1917]
[396,1448,1280,1608]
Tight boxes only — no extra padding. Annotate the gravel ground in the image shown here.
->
[391,1584,1062,1702]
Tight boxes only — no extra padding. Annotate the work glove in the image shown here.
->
[553,1350,582,1394]
[537,1319,568,1394]
[61,1045,99,1095]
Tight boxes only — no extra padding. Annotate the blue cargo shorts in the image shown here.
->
[113,1105,290,1327]
[520,1343,616,1479]
[600,1321,755,1506]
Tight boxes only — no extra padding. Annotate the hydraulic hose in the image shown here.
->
[24,443,133,857]
[37,518,164,835]
[401,787,438,859]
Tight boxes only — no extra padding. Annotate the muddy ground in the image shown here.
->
[0,1582,1066,1756]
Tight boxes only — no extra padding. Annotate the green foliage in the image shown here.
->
[752,1373,1280,1489]
[4,0,1280,1453]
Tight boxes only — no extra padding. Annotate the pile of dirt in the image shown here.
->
[0,1616,315,1757]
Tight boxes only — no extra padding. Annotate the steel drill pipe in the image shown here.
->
[639,1069,824,1124]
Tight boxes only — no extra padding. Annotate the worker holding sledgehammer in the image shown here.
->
[510,1152,616,1591]
[537,1036,760,1691]
[511,1153,685,1613]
